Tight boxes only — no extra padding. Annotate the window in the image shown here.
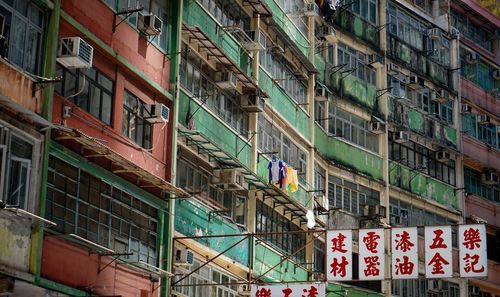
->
[348,0,378,24]
[55,64,114,125]
[0,124,35,210]
[315,100,327,130]
[328,106,379,153]
[464,168,500,202]
[452,10,493,52]
[174,260,240,297]
[257,115,308,184]
[256,200,306,263]
[392,278,460,297]
[46,155,159,265]
[460,49,499,92]
[314,164,326,194]
[328,176,380,215]
[337,43,376,85]
[389,136,456,186]
[199,0,250,31]
[0,0,45,74]
[314,239,325,273]
[122,91,153,149]
[388,4,426,51]
[389,76,407,99]
[461,114,499,150]
[179,45,249,135]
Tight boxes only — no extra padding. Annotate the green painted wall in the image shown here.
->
[389,162,458,209]
[182,0,251,76]
[444,126,458,146]
[178,90,252,168]
[327,283,382,297]
[262,0,310,58]
[175,199,249,265]
[259,69,311,141]
[408,110,425,133]
[341,75,377,110]
[333,9,378,47]
[254,243,308,282]
[315,125,383,180]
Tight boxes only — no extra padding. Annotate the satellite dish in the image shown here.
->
[306,210,316,229]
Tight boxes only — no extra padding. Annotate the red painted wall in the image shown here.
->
[41,237,157,297]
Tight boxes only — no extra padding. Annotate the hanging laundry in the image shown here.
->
[268,158,286,187]
[286,166,299,193]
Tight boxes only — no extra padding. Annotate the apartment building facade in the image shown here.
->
[0,0,498,297]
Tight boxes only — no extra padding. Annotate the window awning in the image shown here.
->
[242,0,272,17]
[0,95,55,129]
[182,24,269,98]
[52,126,189,199]
[177,125,326,228]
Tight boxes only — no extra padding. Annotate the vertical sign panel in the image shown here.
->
[391,227,418,279]
[425,226,453,278]
[359,229,385,280]
[251,283,326,297]
[459,224,487,278]
[326,230,352,281]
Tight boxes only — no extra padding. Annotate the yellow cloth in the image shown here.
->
[286,167,298,193]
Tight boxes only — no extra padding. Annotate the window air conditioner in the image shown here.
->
[241,94,265,112]
[367,54,384,69]
[362,204,386,218]
[216,71,238,90]
[493,69,500,80]
[315,88,329,102]
[431,89,449,103]
[242,30,266,51]
[482,171,499,185]
[369,121,385,134]
[138,13,162,36]
[394,131,409,143]
[407,75,424,89]
[477,114,490,124]
[174,247,194,266]
[386,63,400,75]
[461,103,472,114]
[57,37,94,69]
[436,151,451,162]
[466,52,480,64]
[450,26,460,39]
[146,103,170,123]
[215,169,247,191]
[238,284,251,296]
[304,3,320,17]
[427,28,440,39]
[320,25,337,44]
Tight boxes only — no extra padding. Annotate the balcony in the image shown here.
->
[254,243,308,282]
[324,71,378,111]
[387,35,451,90]
[463,134,500,171]
[332,9,379,48]
[315,124,384,181]
[0,59,42,113]
[389,161,458,209]
[461,78,500,116]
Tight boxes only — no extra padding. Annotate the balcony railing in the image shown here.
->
[332,9,379,48]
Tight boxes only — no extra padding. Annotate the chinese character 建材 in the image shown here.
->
[463,253,485,273]
[395,231,414,252]
[463,228,482,250]
[428,252,449,274]
[331,233,347,253]
[429,229,447,249]
[395,255,415,275]
[330,256,349,277]
[364,256,380,276]
[363,231,381,253]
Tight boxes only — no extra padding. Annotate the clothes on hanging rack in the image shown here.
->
[286,166,298,193]
[268,158,286,188]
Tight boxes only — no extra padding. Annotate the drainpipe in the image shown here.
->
[32,0,61,283]
[161,0,183,296]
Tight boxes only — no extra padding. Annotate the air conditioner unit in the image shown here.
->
[493,69,500,80]
[174,247,194,266]
[369,121,385,134]
[394,131,409,143]
[367,54,384,68]
[362,204,386,218]
[215,169,247,190]
[482,171,499,185]
[304,3,320,16]
[138,13,162,36]
[477,114,490,124]
[242,30,266,51]
[238,284,251,296]
[461,103,472,114]
[56,37,94,69]
[387,63,400,75]
[215,71,238,90]
[320,25,337,44]
[428,28,440,39]
[315,88,329,101]
[315,194,329,212]
[436,151,451,162]
[450,26,460,38]
[407,75,424,89]
[466,52,481,64]
[241,94,265,112]
[431,89,448,103]
[146,103,170,123]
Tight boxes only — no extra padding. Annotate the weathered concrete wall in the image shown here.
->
[0,60,42,113]
[0,214,32,272]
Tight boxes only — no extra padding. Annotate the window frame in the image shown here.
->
[122,90,153,149]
